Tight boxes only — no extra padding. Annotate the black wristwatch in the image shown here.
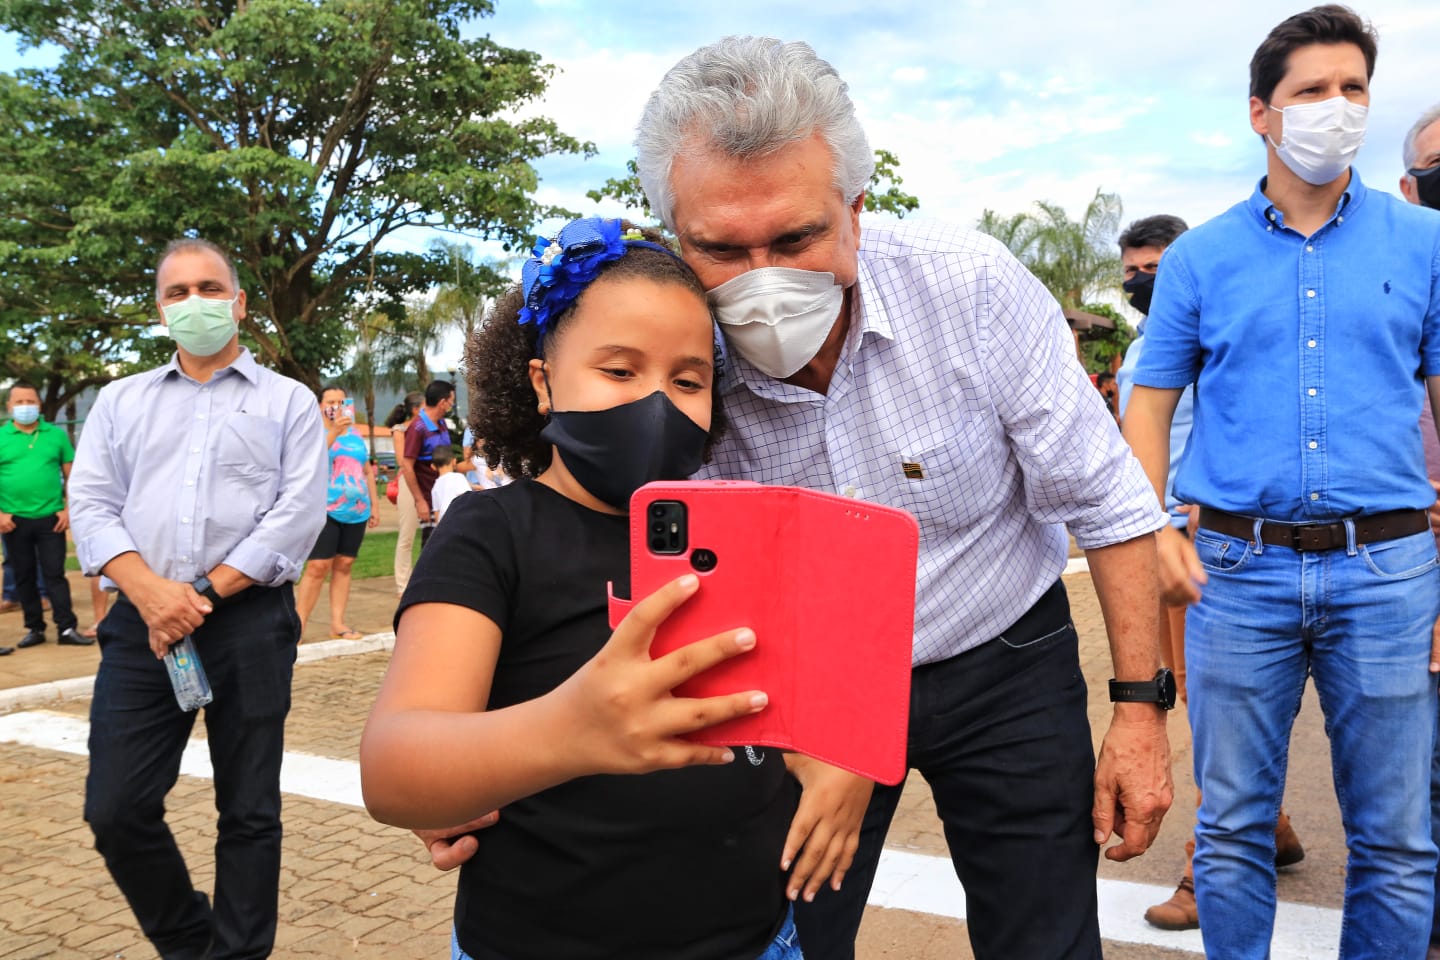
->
[192,575,224,607]
[1109,668,1177,710]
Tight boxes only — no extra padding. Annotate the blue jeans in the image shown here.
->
[1188,524,1439,960]
[450,905,802,959]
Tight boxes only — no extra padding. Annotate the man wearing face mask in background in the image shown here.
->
[1115,215,1309,932]
[1125,7,1440,957]
[0,380,84,653]
[68,238,326,960]
[1397,101,1440,960]
[641,36,1173,960]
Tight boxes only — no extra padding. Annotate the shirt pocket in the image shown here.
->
[890,419,1002,532]
[214,414,283,502]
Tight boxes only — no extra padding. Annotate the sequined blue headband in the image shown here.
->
[518,217,678,344]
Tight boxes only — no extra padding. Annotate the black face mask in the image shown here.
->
[1409,165,1440,211]
[1122,270,1156,315]
[540,390,708,510]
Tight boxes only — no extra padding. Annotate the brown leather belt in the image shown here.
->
[1198,507,1430,552]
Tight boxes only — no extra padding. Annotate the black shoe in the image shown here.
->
[16,631,45,648]
[56,627,92,650]
[0,646,12,655]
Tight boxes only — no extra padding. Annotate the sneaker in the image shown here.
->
[57,628,93,646]
[1143,876,1198,931]
[0,646,12,655]
[16,630,45,649]
[1275,811,1305,868]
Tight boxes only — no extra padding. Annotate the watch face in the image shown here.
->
[1157,668,1177,709]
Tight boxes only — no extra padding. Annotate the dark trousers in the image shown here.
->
[84,585,299,960]
[793,580,1102,960]
[1,514,74,632]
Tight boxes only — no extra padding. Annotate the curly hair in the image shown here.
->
[465,230,727,479]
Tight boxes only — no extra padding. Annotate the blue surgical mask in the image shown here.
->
[11,404,40,426]
[162,294,239,357]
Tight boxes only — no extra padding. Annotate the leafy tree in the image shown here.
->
[585,148,921,225]
[1076,302,1134,373]
[976,188,1123,310]
[0,0,591,394]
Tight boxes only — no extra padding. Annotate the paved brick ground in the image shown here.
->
[0,564,1348,959]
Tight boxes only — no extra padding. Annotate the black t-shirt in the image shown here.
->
[398,479,797,960]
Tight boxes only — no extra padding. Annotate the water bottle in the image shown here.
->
[164,635,213,712]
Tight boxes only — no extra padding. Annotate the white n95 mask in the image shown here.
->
[1269,96,1367,186]
[708,267,844,379]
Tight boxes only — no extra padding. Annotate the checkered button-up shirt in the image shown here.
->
[697,219,1165,665]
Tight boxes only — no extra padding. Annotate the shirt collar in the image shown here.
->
[1249,168,1368,232]
[417,407,440,431]
[158,346,260,385]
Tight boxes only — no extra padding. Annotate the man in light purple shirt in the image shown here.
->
[68,238,326,960]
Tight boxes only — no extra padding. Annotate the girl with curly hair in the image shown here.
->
[361,218,802,960]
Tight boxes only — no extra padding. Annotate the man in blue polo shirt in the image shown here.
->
[1124,7,1440,958]
[400,379,453,547]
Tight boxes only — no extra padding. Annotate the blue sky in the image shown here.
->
[470,0,1439,237]
[3,0,1437,357]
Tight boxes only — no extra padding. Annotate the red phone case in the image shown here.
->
[607,481,918,785]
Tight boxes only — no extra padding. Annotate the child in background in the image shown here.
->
[427,445,470,525]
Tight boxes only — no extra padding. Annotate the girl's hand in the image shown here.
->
[780,756,873,902]
[554,574,767,775]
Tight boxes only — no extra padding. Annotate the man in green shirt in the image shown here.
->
[0,382,86,651]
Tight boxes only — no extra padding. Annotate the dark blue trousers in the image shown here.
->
[793,580,1102,960]
[84,585,298,960]
[2,515,72,632]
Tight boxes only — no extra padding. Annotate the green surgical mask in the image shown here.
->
[162,294,239,357]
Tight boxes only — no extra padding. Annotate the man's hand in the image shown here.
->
[0,512,13,534]
[1092,704,1172,862]
[1430,610,1440,675]
[416,811,499,871]
[1155,524,1205,606]
[52,509,69,533]
[781,755,873,902]
[132,577,212,655]
[417,504,432,523]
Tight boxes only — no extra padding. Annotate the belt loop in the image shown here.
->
[1344,517,1358,556]
[1250,517,1265,555]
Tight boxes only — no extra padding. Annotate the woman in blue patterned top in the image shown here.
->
[296,384,379,639]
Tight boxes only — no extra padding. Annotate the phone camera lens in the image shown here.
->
[649,536,666,552]
[650,504,666,518]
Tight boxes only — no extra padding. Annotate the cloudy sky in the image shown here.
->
[478,0,1438,239]
[3,0,1436,337]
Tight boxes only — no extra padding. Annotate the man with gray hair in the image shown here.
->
[1399,101,1440,959]
[1403,102,1440,211]
[639,36,1173,959]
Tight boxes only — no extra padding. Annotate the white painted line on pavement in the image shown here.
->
[0,630,396,714]
[1,709,1344,958]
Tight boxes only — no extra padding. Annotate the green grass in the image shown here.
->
[63,530,418,579]
[345,530,421,580]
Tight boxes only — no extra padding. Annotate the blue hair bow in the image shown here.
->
[518,217,676,341]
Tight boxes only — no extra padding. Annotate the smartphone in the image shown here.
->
[341,398,356,422]
[608,480,919,784]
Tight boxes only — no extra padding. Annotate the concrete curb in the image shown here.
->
[0,630,397,714]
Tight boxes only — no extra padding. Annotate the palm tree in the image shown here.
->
[976,188,1123,310]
